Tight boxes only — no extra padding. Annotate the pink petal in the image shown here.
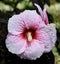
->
[8,15,25,35]
[34,3,48,24]
[34,3,43,17]
[45,24,57,46]
[20,39,45,60]
[6,34,27,54]
[43,8,49,24]
[20,10,45,29]
[36,28,53,52]
[8,10,45,35]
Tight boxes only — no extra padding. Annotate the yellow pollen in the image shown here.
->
[27,32,32,42]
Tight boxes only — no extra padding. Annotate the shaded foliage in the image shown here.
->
[57,0,60,2]
[0,0,23,7]
[30,0,50,9]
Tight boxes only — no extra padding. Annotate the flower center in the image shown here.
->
[27,32,32,42]
[22,28,36,42]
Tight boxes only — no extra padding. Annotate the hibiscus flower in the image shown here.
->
[5,4,57,60]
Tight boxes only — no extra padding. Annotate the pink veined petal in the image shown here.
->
[21,39,45,60]
[50,26,57,46]
[43,8,49,24]
[34,3,48,25]
[8,15,25,35]
[36,28,53,52]
[34,3,43,18]
[20,10,45,29]
[8,10,45,35]
[6,34,27,54]
[45,24,57,46]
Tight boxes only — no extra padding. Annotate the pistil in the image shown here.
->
[27,32,32,42]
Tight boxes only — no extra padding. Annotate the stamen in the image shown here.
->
[27,32,32,42]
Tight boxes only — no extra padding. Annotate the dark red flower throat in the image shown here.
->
[22,28,36,42]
